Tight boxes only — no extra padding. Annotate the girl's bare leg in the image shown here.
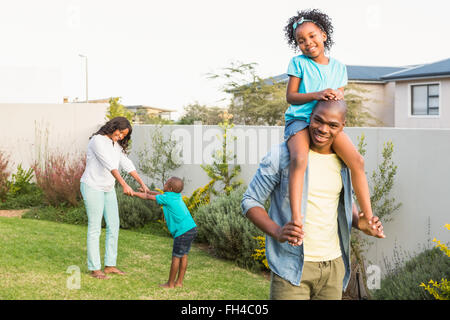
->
[287,129,310,246]
[332,131,373,220]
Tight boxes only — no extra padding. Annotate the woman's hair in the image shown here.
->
[90,116,133,152]
[284,8,334,52]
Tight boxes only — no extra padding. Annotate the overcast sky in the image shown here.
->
[1,0,449,118]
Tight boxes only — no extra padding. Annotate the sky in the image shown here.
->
[0,0,449,119]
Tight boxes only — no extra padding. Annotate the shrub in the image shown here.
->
[7,164,34,196]
[0,150,11,202]
[182,179,215,214]
[32,152,86,207]
[23,204,88,225]
[372,246,450,300]
[420,224,450,300]
[0,164,44,209]
[0,185,43,209]
[194,185,264,271]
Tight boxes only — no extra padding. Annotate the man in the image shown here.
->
[241,100,385,300]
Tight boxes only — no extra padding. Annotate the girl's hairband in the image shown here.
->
[292,17,324,36]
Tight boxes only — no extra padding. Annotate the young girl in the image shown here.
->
[283,9,374,246]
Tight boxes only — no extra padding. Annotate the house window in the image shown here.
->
[411,84,439,116]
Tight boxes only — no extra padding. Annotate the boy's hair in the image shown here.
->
[168,177,184,193]
[284,8,335,52]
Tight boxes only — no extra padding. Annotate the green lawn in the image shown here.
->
[0,217,270,300]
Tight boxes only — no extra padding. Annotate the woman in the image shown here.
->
[80,116,150,279]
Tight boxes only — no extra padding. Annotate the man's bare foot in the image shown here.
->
[90,270,109,279]
[104,266,126,275]
[159,282,175,289]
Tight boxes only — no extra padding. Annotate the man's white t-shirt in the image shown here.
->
[303,150,343,262]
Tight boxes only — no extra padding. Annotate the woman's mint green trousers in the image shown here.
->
[80,182,120,271]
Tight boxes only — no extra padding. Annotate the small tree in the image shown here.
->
[208,61,288,125]
[137,125,182,189]
[177,103,225,125]
[105,97,134,123]
[344,84,383,127]
[345,133,402,299]
[201,111,242,195]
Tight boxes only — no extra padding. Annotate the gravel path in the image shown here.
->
[0,209,28,218]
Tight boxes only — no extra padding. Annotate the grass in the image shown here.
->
[0,217,270,300]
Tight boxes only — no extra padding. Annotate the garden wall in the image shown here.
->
[0,103,108,169]
[130,124,450,277]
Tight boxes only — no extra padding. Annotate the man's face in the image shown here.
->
[308,104,345,153]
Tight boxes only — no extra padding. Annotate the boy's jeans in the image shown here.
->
[80,182,120,271]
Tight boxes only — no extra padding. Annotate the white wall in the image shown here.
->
[130,124,450,277]
[0,103,108,170]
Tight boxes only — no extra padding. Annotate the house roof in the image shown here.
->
[346,65,407,81]
[272,59,450,83]
[271,65,408,83]
[381,58,450,80]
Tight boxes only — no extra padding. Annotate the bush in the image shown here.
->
[373,246,450,300]
[23,204,88,225]
[0,184,43,209]
[0,164,44,209]
[194,185,264,271]
[0,150,10,202]
[32,152,86,207]
[420,225,450,300]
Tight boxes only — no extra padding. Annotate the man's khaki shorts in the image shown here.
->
[270,256,345,300]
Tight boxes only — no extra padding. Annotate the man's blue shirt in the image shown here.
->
[241,143,353,288]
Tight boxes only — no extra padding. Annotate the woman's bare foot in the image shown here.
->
[159,282,175,289]
[104,266,126,275]
[90,270,109,279]
[175,282,183,288]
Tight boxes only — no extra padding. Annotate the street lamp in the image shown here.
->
[78,54,88,102]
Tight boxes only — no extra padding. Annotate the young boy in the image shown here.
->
[133,176,197,289]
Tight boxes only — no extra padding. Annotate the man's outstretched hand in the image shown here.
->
[358,213,386,238]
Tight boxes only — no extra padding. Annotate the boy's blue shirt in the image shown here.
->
[155,192,196,238]
[285,54,348,123]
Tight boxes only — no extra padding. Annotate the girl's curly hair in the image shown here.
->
[90,116,133,153]
[284,8,334,52]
